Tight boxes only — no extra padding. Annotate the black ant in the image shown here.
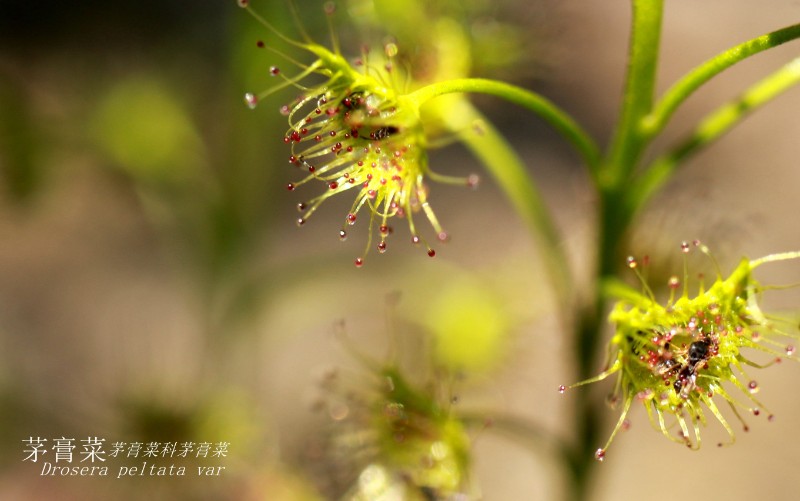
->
[370,126,399,141]
[648,331,715,398]
[673,338,713,397]
[339,91,399,141]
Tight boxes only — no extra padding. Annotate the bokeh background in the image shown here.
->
[1,0,799,499]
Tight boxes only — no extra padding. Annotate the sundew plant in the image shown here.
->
[238,1,800,499]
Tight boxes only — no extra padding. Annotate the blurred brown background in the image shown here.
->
[1,0,799,499]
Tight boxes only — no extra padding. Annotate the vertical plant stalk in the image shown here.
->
[604,0,664,188]
[569,1,663,500]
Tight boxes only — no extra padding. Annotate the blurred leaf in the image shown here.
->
[422,276,510,372]
[0,78,43,203]
[119,397,199,443]
[89,77,205,187]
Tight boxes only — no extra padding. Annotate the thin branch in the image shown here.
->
[631,57,800,213]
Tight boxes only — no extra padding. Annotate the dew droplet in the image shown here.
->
[354,257,363,268]
[339,230,347,241]
[558,385,566,394]
[256,40,265,48]
[329,181,338,190]
[622,419,631,431]
[594,449,606,462]
[466,174,480,189]
[752,408,761,416]
[681,241,690,253]
[286,183,295,191]
[296,218,305,227]
[297,202,306,212]
[379,225,389,235]
[377,241,387,253]
[437,231,449,242]
[270,66,280,76]
[626,256,638,269]
[244,92,258,109]
[786,345,795,356]
[328,402,349,421]
[427,249,436,258]
[748,380,759,394]
[768,414,776,422]
[237,0,249,7]
[346,213,357,225]
[411,235,420,245]
[384,42,398,58]
[668,276,680,289]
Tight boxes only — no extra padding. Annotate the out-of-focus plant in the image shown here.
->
[0,77,44,203]
[239,0,800,499]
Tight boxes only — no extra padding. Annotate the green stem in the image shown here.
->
[568,2,664,500]
[434,97,572,319]
[643,23,800,136]
[408,78,602,177]
[631,56,800,213]
[565,200,620,501]
[604,0,664,187]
